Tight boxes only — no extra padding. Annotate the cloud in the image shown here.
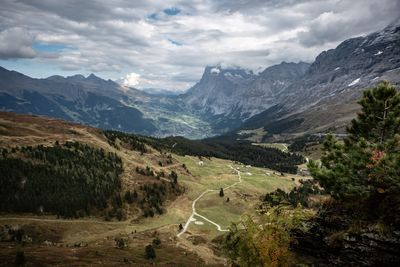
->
[0,28,36,59]
[122,72,141,87]
[0,0,399,91]
[297,0,400,47]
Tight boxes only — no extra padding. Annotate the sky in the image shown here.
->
[0,0,399,92]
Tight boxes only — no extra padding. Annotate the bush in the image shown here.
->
[219,188,224,197]
[115,238,127,249]
[152,237,161,246]
[224,206,311,267]
[15,251,25,266]
[263,180,324,208]
[145,244,156,260]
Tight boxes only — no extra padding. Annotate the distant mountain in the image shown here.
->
[0,67,157,135]
[180,63,309,133]
[0,67,216,138]
[1,21,399,140]
[238,61,310,117]
[232,20,400,141]
[182,66,256,114]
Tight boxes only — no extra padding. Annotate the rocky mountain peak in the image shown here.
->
[202,65,255,81]
[260,61,310,80]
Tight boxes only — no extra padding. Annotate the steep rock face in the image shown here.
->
[234,21,400,139]
[292,201,400,266]
[182,66,256,116]
[239,62,310,117]
[280,20,400,113]
[181,62,310,133]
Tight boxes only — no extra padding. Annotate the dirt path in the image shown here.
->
[177,165,241,237]
[282,143,289,152]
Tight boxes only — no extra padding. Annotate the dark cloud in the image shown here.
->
[16,0,150,22]
[211,0,319,13]
[297,0,400,47]
[0,0,399,90]
[0,28,36,59]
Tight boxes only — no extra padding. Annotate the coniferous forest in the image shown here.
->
[104,131,305,173]
[0,141,123,217]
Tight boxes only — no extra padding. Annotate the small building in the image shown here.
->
[298,168,310,176]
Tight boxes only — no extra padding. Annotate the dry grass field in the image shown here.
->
[0,112,308,266]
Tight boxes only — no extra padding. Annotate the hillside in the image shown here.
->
[232,20,400,141]
[180,62,310,133]
[0,67,213,138]
[0,68,157,135]
[0,112,307,266]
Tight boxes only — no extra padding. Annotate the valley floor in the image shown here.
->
[0,155,306,266]
[0,112,308,266]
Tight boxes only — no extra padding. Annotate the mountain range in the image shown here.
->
[0,20,399,140]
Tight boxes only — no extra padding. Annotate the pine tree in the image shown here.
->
[145,244,156,260]
[15,251,26,266]
[347,81,400,144]
[309,81,400,198]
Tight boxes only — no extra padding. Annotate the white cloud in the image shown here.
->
[122,72,141,87]
[0,28,36,59]
[210,67,220,74]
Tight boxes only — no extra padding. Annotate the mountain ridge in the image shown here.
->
[0,21,399,139]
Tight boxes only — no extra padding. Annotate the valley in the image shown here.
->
[1,19,399,140]
[0,3,399,265]
[0,112,305,266]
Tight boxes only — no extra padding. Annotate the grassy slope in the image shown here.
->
[0,112,306,265]
[176,156,303,238]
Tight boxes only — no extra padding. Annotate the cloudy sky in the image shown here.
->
[0,0,399,92]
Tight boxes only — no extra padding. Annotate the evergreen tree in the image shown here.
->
[152,237,161,246]
[15,251,26,266]
[309,81,400,198]
[347,81,400,144]
[145,244,156,260]
[169,171,178,184]
[219,188,224,197]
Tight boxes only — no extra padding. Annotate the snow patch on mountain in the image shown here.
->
[348,78,361,86]
[210,67,220,74]
[224,72,232,77]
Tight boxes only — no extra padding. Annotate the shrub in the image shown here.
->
[145,244,156,260]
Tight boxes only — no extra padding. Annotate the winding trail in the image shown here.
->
[177,165,241,237]
[282,143,289,153]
